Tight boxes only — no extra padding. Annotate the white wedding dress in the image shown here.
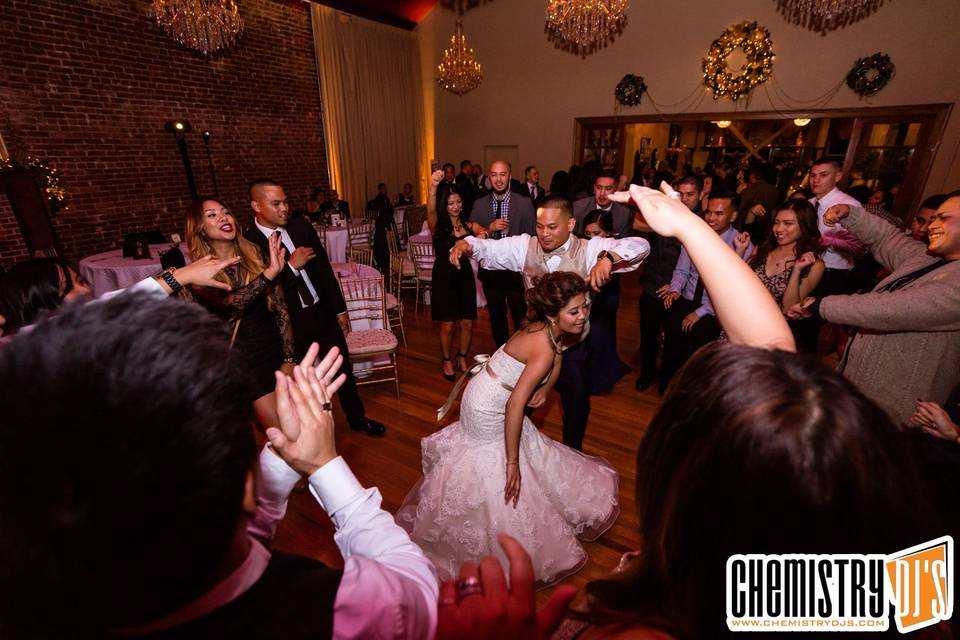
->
[396,346,620,587]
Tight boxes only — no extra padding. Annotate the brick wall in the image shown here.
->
[0,0,328,265]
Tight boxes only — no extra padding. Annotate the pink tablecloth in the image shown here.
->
[408,232,486,308]
[79,244,189,297]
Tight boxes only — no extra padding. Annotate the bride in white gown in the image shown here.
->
[396,272,619,587]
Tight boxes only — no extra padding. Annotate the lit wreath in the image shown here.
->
[615,74,647,106]
[702,21,774,101]
[846,52,894,97]
[0,156,68,216]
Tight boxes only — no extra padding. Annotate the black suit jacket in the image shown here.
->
[470,192,536,237]
[243,217,347,324]
[513,182,546,208]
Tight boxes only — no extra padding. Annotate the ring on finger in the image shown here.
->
[456,575,484,600]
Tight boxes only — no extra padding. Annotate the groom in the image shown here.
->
[449,194,649,450]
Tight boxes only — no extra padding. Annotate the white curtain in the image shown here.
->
[311,4,428,215]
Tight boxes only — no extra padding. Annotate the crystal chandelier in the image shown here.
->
[774,0,885,32]
[153,0,244,55]
[545,0,629,54]
[436,21,483,96]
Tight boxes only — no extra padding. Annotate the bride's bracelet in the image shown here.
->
[506,460,519,466]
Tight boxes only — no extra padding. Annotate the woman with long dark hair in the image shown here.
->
[182,197,293,430]
[744,199,824,352]
[427,170,478,380]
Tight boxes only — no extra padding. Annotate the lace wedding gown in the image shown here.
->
[396,346,620,587]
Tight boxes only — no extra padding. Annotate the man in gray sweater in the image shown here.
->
[789,192,960,426]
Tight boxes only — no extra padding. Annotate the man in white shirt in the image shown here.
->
[808,156,864,296]
[450,194,649,450]
[0,294,436,638]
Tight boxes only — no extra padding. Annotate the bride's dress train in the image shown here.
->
[396,347,619,587]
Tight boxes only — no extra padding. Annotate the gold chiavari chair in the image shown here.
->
[337,274,400,398]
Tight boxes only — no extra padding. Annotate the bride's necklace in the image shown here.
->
[546,324,562,353]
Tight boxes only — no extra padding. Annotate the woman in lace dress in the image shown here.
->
[396,272,619,587]
[183,198,295,430]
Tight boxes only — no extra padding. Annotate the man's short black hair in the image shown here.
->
[539,193,573,218]
[249,177,282,198]
[920,193,949,210]
[0,294,257,634]
[442,162,455,172]
[524,165,537,176]
[676,174,703,193]
[597,169,619,182]
[460,160,472,170]
[707,189,740,211]
[377,182,386,189]
[811,157,843,171]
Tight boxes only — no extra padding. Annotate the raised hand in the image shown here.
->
[823,204,850,226]
[795,251,817,269]
[289,246,316,270]
[436,534,577,640]
[609,181,693,238]
[431,169,444,189]
[175,255,241,291]
[733,231,751,257]
[266,344,346,476]
[264,231,288,281]
[504,463,521,508]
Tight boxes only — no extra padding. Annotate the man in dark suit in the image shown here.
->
[469,160,536,347]
[245,179,385,437]
[573,170,633,236]
[513,165,546,208]
[318,189,351,223]
[455,160,477,215]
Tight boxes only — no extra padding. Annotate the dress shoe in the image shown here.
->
[349,417,386,437]
[634,372,655,392]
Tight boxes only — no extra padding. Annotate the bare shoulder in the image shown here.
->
[503,325,552,363]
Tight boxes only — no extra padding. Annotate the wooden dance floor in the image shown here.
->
[274,275,656,606]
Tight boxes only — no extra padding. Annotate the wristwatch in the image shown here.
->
[596,250,615,265]
[159,268,183,294]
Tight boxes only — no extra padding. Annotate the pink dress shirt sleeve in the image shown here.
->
[308,457,439,640]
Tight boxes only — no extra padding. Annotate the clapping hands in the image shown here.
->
[266,344,348,476]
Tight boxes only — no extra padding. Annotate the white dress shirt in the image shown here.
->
[810,188,862,270]
[254,219,320,308]
[464,233,649,275]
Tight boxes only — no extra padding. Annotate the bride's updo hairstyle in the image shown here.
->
[525,272,589,323]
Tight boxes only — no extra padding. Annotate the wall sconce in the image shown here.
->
[793,118,812,127]
[164,119,197,199]
[713,120,732,128]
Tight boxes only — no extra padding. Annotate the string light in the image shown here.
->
[0,157,68,216]
[702,21,775,101]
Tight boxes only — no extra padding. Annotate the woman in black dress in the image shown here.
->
[183,197,295,430]
[427,170,478,380]
[581,209,630,394]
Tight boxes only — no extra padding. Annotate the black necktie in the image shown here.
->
[692,275,705,308]
[493,198,503,239]
[281,230,315,307]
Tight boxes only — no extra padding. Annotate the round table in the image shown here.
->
[314,224,349,263]
[79,244,189,298]
[408,232,486,308]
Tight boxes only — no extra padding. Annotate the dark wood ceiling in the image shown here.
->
[312,0,438,30]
